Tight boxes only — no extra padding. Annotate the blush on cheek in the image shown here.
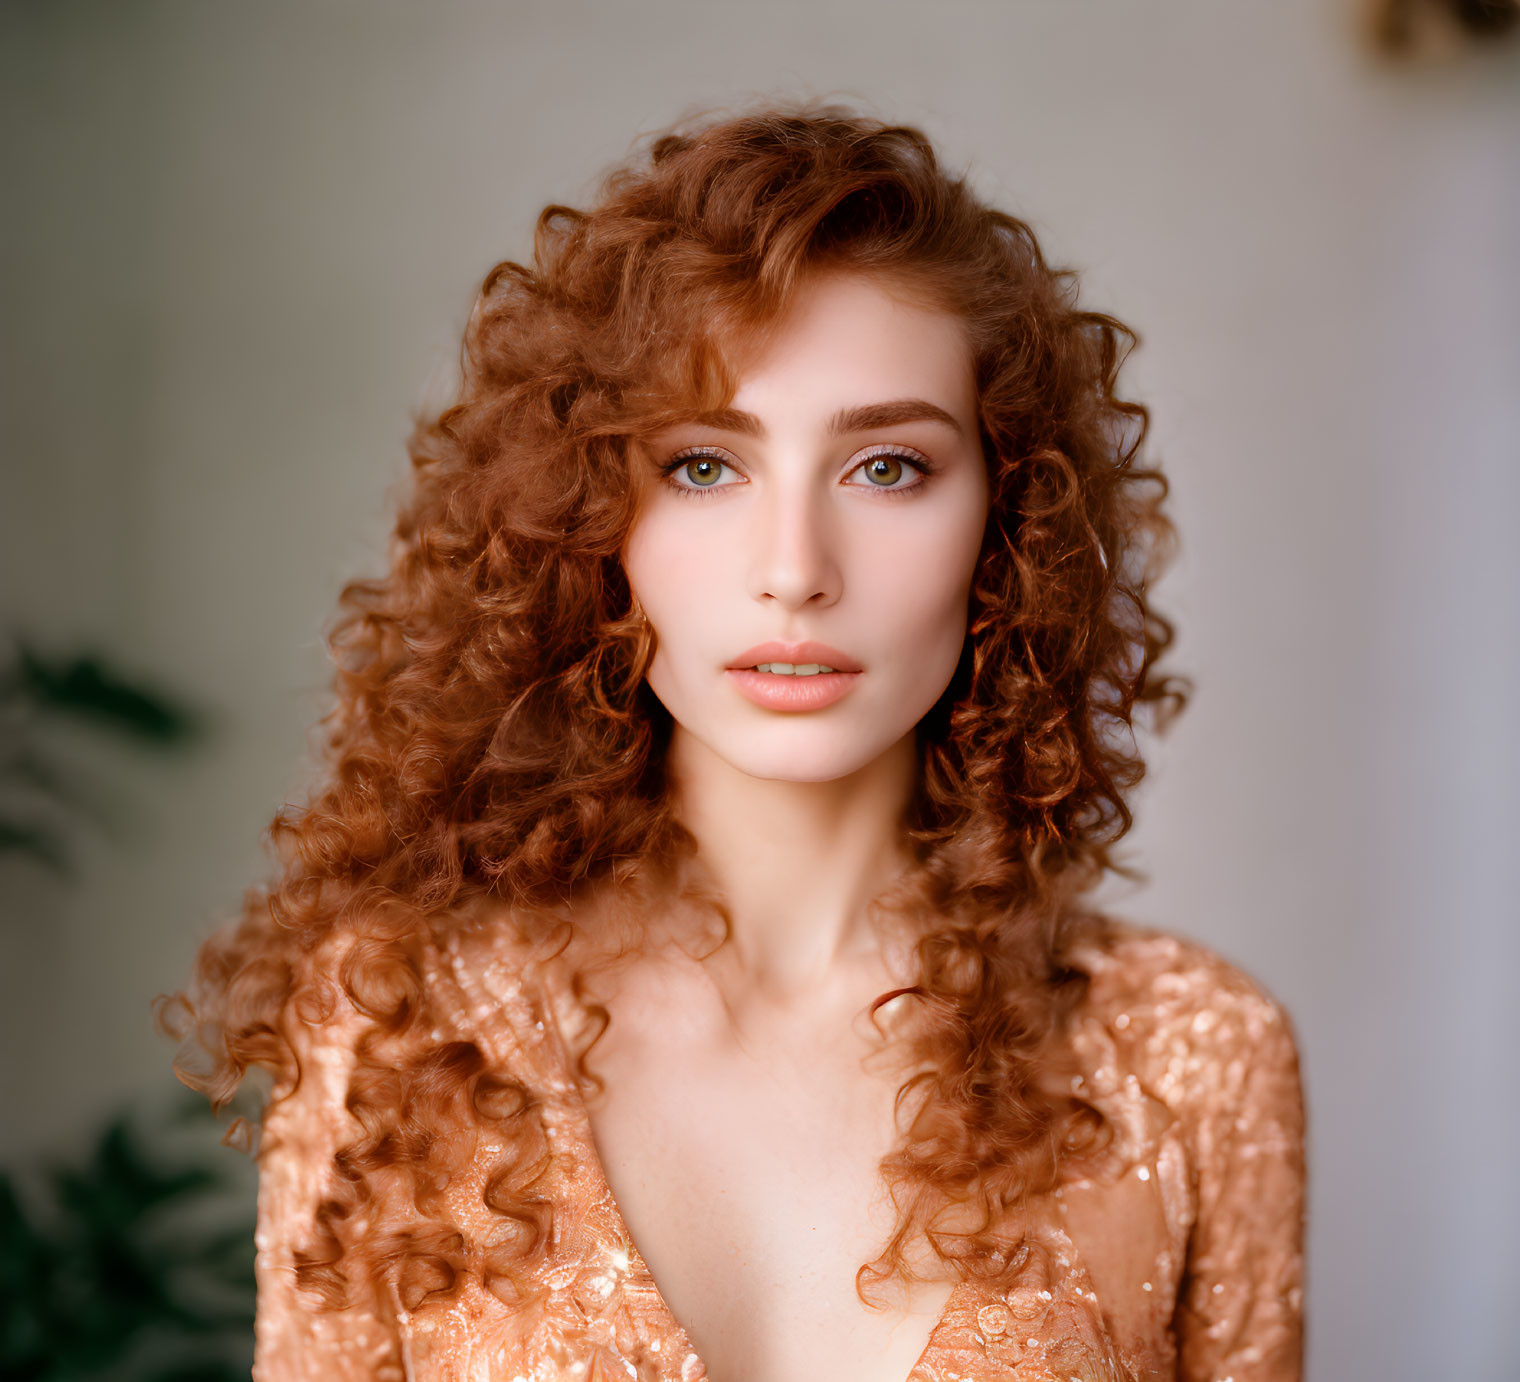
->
[892,554,979,704]
[916,618,972,708]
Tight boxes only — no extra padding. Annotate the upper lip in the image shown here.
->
[727,641,862,672]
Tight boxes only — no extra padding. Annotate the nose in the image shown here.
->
[747,477,843,611]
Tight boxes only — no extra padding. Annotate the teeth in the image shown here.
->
[755,662,836,675]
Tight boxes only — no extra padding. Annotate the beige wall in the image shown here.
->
[3,2,1517,1376]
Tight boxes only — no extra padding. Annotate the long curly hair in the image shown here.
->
[157,100,1186,1317]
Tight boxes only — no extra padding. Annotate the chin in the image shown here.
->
[697,721,910,784]
[736,755,872,785]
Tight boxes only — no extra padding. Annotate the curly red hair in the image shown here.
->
[157,100,1185,1315]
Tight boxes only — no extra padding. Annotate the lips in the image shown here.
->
[726,640,863,673]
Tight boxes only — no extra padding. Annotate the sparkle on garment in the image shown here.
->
[252,922,1305,1381]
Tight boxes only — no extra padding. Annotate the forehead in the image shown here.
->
[724,271,975,416]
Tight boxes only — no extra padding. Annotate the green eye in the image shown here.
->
[862,455,905,486]
[845,448,930,492]
[683,457,723,486]
[659,449,740,499]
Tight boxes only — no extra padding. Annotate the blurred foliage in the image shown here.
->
[0,1092,255,1382]
[1,636,251,1376]
[0,638,205,876]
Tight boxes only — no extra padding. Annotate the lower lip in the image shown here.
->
[726,668,862,711]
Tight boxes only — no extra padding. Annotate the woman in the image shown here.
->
[159,103,1306,1382]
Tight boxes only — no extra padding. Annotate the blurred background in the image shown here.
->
[2,1,1516,1377]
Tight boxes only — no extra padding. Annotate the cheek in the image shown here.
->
[623,510,698,614]
[860,505,986,638]
[621,512,727,679]
[621,515,661,611]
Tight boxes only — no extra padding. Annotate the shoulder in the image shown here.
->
[1066,929,1309,1375]
[257,925,378,1143]
[1068,917,1294,1027]
[1063,917,1303,1124]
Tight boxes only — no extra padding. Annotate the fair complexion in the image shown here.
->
[623,269,990,1000]
[560,270,992,1382]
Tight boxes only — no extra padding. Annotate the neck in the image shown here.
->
[662,725,920,1002]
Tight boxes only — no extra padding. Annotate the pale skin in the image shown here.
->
[562,269,991,1382]
[554,269,1147,1382]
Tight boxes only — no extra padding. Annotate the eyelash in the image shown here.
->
[658,444,938,500]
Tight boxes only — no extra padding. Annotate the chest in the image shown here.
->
[418,926,1206,1382]
[579,965,955,1382]
[575,1017,1190,1382]
[572,976,1196,1382]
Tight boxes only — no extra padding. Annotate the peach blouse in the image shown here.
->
[252,920,1306,1381]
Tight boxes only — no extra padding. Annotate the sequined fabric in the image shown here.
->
[251,920,1306,1381]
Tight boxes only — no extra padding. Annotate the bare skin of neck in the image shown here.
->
[537,728,958,1382]
[659,719,923,1008]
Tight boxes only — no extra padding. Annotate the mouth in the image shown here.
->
[743,662,840,676]
[724,663,862,712]
[726,641,863,675]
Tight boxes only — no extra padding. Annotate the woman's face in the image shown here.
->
[622,269,989,783]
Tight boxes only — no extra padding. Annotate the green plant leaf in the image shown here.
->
[0,818,72,872]
[13,646,203,745]
[1,1104,255,1379]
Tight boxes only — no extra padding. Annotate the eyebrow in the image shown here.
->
[685,397,965,440]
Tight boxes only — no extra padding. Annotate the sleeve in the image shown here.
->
[1174,989,1307,1382]
[252,1010,407,1382]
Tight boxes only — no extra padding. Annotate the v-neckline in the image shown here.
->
[534,970,972,1382]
